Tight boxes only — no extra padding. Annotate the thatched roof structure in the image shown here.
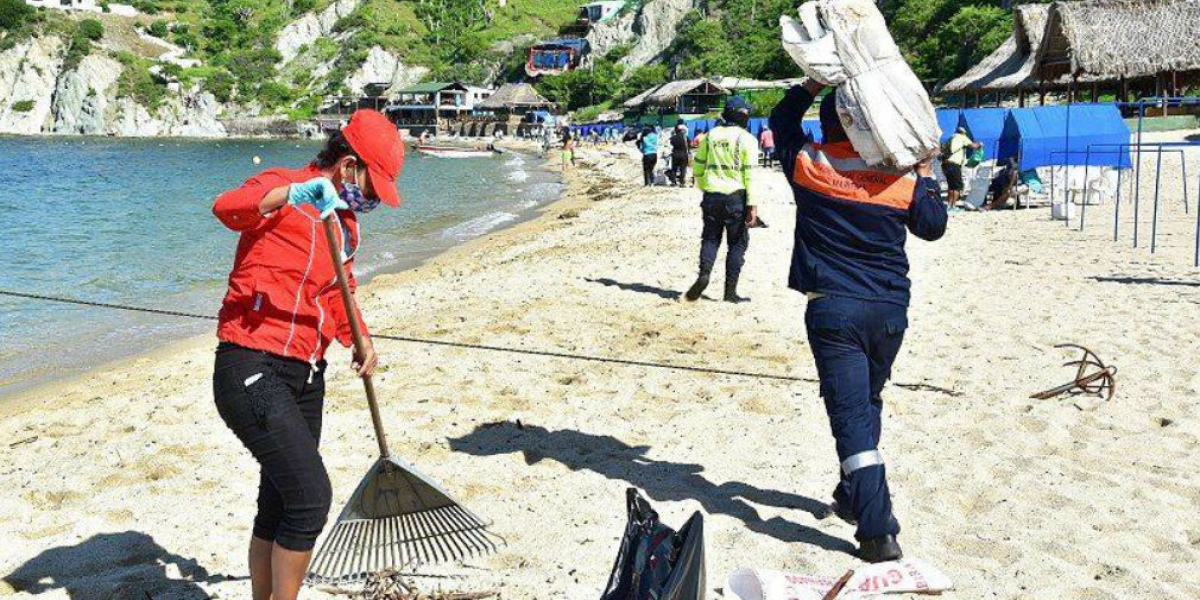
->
[477,83,556,111]
[622,79,730,110]
[1036,0,1200,81]
[941,5,1048,93]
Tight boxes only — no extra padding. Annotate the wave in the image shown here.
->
[507,169,530,182]
[441,212,519,241]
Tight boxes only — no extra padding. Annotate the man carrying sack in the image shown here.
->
[770,79,946,562]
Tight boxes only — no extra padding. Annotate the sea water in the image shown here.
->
[0,136,562,398]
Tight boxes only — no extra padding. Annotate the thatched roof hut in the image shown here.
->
[941,5,1048,94]
[623,79,730,114]
[477,83,557,113]
[1035,0,1200,81]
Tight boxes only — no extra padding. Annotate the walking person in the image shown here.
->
[770,81,946,563]
[669,123,691,187]
[942,127,982,208]
[562,130,576,172]
[760,127,776,168]
[638,126,660,186]
[685,97,760,303]
[211,109,404,600]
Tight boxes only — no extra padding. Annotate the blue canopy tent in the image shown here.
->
[958,108,1008,160]
[999,104,1132,170]
[936,109,962,144]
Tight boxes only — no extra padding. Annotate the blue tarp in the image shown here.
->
[958,108,1008,160]
[936,109,962,143]
[999,104,1132,170]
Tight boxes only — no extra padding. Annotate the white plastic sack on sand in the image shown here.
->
[727,559,953,600]
[780,0,941,169]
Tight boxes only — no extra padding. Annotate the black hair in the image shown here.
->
[313,131,361,169]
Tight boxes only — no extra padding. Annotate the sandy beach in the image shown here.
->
[2,132,1200,599]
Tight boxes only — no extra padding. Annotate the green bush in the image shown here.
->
[79,18,104,41]
[292,0,316,16]
[331,12,368,33]
[206,69,234,103]
[118,61,167,109]
[12,99,35,112]
[0,0,33,31]
[256,81,295,109]
[148,20,168,38]
[63,33,92,71]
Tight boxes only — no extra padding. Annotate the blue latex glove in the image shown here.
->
[287,177,347,218]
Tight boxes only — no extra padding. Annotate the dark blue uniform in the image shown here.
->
[770,86,947,542]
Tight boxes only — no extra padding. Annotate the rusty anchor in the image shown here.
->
[1031,344,1117,401]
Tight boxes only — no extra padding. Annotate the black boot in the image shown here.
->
[858,535,903,563]
[685,274,710,301]
[724,281,748,303]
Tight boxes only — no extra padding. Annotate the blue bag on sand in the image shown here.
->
[600,488,706,600]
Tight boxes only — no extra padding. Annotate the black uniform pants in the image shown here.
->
[671,153,689,186]
[213,342,331,552]
[699,190,749,283]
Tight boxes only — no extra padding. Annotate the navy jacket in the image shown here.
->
[770,86,947,307]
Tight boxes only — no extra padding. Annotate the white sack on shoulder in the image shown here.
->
[780,4,847,86]
[780,0,941,168]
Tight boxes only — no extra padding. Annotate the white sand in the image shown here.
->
[2,133,1199,599]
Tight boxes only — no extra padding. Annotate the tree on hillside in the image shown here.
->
[0,0,34,32]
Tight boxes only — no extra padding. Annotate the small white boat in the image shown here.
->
[416,145,502,158]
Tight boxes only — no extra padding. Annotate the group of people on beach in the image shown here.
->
[210,71,947,597]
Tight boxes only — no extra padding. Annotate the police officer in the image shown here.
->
[770,81,947,562]
[686,96,760,303]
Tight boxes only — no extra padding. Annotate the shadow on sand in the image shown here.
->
[585,277,682,300]
[448,422,856,555]
[1090,276,1200,287]
[3,531,242,599]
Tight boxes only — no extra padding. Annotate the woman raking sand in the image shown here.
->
[210,110,403,600]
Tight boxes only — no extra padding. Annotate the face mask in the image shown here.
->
[339,164,380,214]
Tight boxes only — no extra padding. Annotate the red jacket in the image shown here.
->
[213,165,368,367]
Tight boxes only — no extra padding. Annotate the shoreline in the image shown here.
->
[0,141,559,409]
[3,137,1199,598]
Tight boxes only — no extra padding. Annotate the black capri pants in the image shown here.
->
[213,342,332,552]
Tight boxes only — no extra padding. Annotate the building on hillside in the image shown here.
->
[623,79,731,125]
[942,0,1200,108]
[475,83,558,137]
[465,85,494,108]
[25,0,100,12]
[526,38,590,77]
[385,81,473,130]
[561,2,626,36]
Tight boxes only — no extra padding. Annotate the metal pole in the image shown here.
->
[1182,155,1190,214]
[1134,102,1145,247]
[1081,146,1092,231]
[1115,157,1123,242]
[1195,165,1200,267]
[1064,89,1073,228]
[1152,146,1164,254]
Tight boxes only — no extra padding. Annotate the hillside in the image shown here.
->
[0,0,1015,136]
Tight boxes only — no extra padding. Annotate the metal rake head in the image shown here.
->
[306,457,505,586]
[305,505,503,586]
[1030,343,1117,401]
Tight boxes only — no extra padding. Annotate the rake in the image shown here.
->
[307,216,502,586]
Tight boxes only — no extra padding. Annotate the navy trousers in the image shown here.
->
[805,296,907,540]
[699,190,749,282]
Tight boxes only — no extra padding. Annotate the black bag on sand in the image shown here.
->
[600,488,706,600]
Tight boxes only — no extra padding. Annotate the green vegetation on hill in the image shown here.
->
[1,0,1019,119]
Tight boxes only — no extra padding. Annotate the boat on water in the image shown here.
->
[415,144,503,158]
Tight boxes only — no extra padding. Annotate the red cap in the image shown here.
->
[342,109,404,207]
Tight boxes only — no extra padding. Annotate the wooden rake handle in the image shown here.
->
[322,216,391,459]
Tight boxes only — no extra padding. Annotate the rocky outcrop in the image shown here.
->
[51,54,121,135]
[275,0,362,66]
[343,46,429,96]
[0,36,66,134]
[587,0,696,69]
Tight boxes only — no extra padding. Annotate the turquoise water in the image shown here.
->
[0,137,561,397]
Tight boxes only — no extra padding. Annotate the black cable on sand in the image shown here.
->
[0,289,817,384]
